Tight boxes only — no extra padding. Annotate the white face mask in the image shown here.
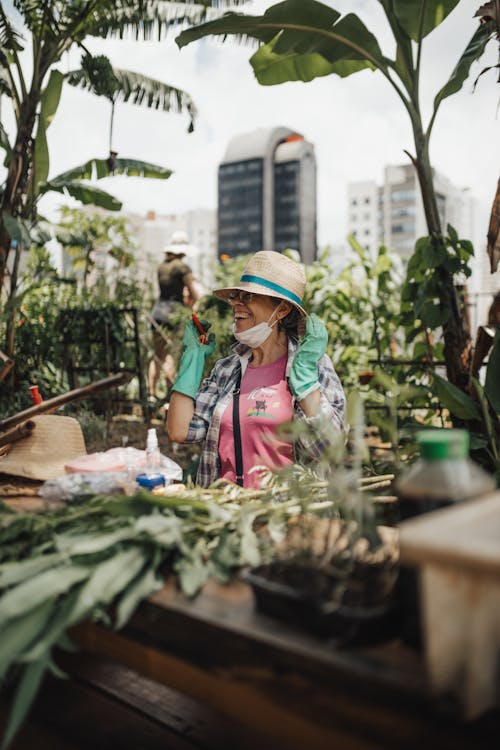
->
[232,305,281,348]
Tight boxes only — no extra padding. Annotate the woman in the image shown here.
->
[167,251,345,488]
[148,231,204,401]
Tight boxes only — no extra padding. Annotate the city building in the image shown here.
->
[347,164,499,329]
[218,127,317,263]
[347,164,475,261]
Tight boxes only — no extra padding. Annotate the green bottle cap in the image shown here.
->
[416,429,469,460]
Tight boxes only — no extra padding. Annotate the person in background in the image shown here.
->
[167,250,346,488]
[148,230,204,402]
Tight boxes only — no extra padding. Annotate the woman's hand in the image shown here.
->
[289,314,328,401]
[171,318,216,400]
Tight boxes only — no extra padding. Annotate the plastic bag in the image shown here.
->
[64,447,183,483]
[39,471,134,502]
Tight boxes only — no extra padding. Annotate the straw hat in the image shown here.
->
[163,229,188,257]
[213,250,307,316]
[0,415,87,480]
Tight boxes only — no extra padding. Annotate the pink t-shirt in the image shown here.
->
[218,354,294,488]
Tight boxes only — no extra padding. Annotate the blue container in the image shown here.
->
[135,472,165,491]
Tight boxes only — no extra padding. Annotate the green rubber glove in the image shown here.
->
[289,314,328,400]
[171,319,216,400]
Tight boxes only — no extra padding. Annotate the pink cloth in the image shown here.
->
[218,354,294,488]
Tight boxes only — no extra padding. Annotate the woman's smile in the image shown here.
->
[233,306,253,330]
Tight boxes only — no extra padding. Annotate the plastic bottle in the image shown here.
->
[396,429,495,521]
[136,428,164,490]
[145,428,161,472]
[396,429,496,648]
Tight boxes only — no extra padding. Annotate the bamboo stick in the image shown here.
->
[0,420,36,448]
[360,480,393,492]
[359,474,395,484]
[0,372,130,432]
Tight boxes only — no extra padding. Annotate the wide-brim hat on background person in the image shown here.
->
[0,415,87,481]
[163,229,189,257]
[213,250,307,317]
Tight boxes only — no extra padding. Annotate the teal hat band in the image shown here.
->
[240,274,302,305]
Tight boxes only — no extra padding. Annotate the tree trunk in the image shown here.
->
[411,124,472,389]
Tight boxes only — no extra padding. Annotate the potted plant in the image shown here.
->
[245,396,399,643]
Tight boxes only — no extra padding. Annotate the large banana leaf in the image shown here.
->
[39,157,172,211]
[176,0,493,113]
[388,0,460,41]
[177,0,386,82]
[40,181,123,211]
[34,69,64,189]
[433,23,493,112]
[67,65,197,131]
[432,373,482,421]
[48,157,173,184]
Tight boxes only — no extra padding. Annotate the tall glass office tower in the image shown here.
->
[218,127,317,263]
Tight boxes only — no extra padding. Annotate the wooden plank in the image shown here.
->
[72,577,500,750]
[60,652,279,750]
[400,492,500,574]
[2,671,202,750]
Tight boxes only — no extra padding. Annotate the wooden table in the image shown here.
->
[72,577,499,750]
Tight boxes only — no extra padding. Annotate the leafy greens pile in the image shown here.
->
[0,476,333,748]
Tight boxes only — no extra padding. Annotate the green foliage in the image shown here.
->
[0,477,341,746]
[304,240,405,388]
[79,52,120,100]
[0,209,156,407]
[485,330,500,415]
[432,333,500,480]
[177,0,497,395]
[400,226,473,358]
[177,0,494,122]
[56,206,138,298]
[0,0,230,366]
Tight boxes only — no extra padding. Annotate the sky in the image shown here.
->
[9,0,500,251]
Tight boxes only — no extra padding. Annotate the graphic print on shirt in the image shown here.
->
[246,386,279,419]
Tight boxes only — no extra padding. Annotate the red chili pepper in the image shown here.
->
[191,313,208,345]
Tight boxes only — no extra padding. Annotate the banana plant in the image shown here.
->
[0,0,248,363]
[176,0,497,393]
[0,0,249,291]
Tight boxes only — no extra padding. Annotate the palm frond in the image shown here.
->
[67,63,197,130]
[13,0,59,37]
[0,6,25,52]
[83,0,250,42]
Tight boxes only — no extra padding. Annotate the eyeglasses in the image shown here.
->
[227,290,257,304]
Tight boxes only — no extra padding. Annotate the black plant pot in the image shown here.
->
[245,560,399,645]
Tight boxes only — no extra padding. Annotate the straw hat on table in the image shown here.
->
[0,415,86,481]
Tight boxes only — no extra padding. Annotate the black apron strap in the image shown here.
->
[232,367,244,487]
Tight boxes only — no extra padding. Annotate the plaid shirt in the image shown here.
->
[185,338,346,488]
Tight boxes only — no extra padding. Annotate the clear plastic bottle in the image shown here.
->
[396,429,495,521]
[145,428,161,473]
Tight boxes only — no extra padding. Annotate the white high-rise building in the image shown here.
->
[347,164,499,328]
[127,208,217,288]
